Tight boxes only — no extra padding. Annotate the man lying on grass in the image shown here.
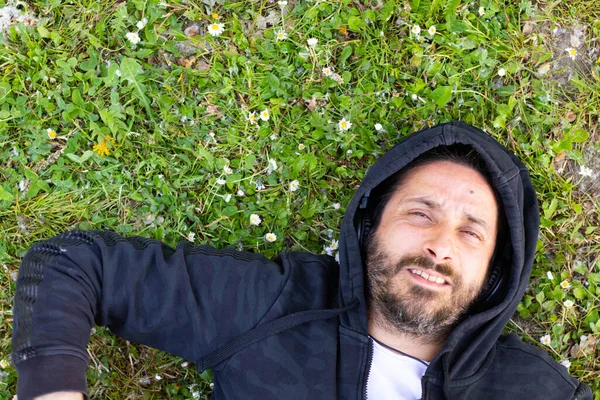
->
[12,121,592,399]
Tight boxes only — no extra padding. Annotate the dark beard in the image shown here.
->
[365,235,484,340]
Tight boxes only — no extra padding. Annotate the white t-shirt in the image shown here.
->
[366,337,429,400]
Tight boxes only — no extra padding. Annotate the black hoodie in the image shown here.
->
[13,121,592,399]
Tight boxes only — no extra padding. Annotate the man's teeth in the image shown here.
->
[409,269,446,285]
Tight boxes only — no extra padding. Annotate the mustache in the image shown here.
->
[391,255,454,279]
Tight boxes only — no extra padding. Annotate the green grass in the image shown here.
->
[1,0,600,398]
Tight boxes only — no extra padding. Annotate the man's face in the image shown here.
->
[366,160,499,338]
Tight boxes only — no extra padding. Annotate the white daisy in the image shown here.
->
[278,1,288,8]
[208,23,225,37]
[333,203,341,210]
[276,30,287,40]
[247,111,257,124]
[560,280,571,289]
[155,374,162,380]
[250,214,262,226]
[115,69,121,77]
[181,361,189,367]
[265,233,277,242]
[374,123,383,131]
[289,180,299,192]
[125,32,141,44]
[0,360,8,369]
[540,334,551,346]
[338,118,352,131]
[237,190,245,196]
[579,165,593,177]
[322,67,334,77]
[498,68,506,77]
[47,128,57,139]
[216,178,226,185]
[560,359,571,369]
[330,239,339,250]
[224,194,232,203]
[260,109,270,121]
[298,143,306,150]
[307,38,318,47]
[428,26,436,36]
[411,25,421,35]
[564,299,574,308]
[565,47,577,61]
[547,271,554,280]
[267,158,278,174]
[478,7,485,16]
[224,165,233,175]
[187,232,195,242]
[136,17,148,30]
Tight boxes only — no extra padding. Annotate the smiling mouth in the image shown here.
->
[407,268,449,286]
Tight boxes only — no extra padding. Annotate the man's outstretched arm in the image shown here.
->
[12,230,287,399]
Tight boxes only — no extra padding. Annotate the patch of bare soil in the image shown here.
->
[524,21,599,86]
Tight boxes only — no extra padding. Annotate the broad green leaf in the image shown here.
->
[0,184,14,202]
[573,287,587,300]
[339,45,353,65]
[0,82,11,104]
[37,25,50,38]
[71,88,83,106]
[570,128,589,143]
[348,16,366,31]
[120,57,153,118]
[429,86,452,107]
[444,0,461,22]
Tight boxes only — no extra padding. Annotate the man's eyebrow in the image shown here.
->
[405,197,489,232]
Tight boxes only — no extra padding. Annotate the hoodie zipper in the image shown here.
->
[362,338,374,400]
[420,376,429,400]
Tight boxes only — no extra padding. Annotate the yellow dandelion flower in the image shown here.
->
[596,56,600,64]
[106,135,116,144]
[93,138,110,156]
[212,13,220,19]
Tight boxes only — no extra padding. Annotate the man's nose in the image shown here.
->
[423,229,455,262]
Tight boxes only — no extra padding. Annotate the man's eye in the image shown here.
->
[464,230,480,240]
[411,212,429,219]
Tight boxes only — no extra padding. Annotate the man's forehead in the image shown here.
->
[388,161,499,218]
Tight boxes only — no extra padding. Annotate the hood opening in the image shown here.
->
[355,143,512,313]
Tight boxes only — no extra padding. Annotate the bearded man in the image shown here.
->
[12,122,592,399]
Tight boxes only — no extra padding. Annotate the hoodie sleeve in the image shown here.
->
[12,230,287,399]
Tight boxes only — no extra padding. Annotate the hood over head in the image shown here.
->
[338,121,539,381]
